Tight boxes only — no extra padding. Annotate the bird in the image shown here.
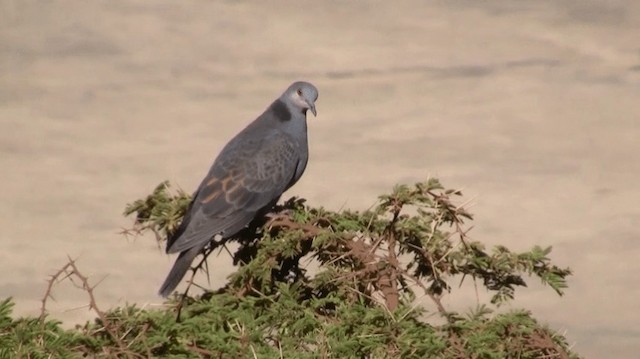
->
[158,81,318,297]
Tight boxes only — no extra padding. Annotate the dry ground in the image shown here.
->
[1,1,639,357]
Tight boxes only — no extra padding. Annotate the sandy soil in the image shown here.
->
[1,0,639,357]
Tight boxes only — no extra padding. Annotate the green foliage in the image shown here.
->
[0,179,580,358]
[122,181,192,243]
[0,298,82,358]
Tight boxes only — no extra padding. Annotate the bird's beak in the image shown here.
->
[307,100,317,117]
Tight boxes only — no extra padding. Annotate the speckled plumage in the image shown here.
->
[158,81,318,297]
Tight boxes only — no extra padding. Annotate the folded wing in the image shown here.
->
[166,131,300,254]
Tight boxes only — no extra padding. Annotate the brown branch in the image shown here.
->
[175,245,216,321]
[266,215,326,238]
[397,267,448,317]
[379,203,403,311]
[40,260,73,322]
[525,328,569,359]
[40,257,137,358]
[380,230,400,311]
[187,343,213,357]
[342,235,400,311]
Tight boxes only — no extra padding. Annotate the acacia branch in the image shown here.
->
[40,257,137,358]
[380,202,402,311]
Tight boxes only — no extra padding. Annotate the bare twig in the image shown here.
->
[40,257,137,358]
[380,203,401,311]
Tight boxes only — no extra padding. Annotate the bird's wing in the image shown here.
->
[166,131,300,254]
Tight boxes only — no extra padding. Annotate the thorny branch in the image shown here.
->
[379,199,402,311]
[40,257,138,359]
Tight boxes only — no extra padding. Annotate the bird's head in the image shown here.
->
[286,81,318,117]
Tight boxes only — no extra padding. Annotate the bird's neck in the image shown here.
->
[269,99,292,122]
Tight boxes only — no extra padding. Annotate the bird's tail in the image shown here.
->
[158,246,201,297]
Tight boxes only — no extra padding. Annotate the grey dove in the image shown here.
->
[159,81,318,297]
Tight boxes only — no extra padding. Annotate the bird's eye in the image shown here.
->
[296,89,302,96]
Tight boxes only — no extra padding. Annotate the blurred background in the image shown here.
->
[1,0,639,357]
